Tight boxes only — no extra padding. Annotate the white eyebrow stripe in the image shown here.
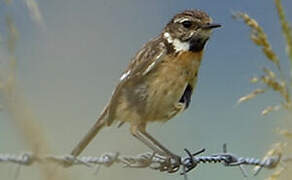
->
[174,17,191,23]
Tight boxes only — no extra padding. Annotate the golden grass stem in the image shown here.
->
[1,10,71,180]
[275,0,292,82]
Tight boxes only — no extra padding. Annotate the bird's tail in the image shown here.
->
[70,106,108,157]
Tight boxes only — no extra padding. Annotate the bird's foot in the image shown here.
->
[158,153,181,173]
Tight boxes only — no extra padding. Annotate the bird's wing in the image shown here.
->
[106,36,167,125]
[119,36,167,81]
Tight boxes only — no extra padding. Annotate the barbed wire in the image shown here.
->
[0,144,287,179]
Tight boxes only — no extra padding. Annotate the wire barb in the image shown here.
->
[180,144,282,177]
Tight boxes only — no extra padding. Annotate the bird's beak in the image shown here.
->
[202,23,221,29]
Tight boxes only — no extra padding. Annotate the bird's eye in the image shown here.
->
[182,20,192,28]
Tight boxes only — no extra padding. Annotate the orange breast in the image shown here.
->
[168,50,204,81]
[176,50,203,67]
[142,50,204,122]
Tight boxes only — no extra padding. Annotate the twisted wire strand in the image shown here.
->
[0,149,285,177]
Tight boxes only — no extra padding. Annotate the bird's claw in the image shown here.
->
[154,148,205,174]
[158,153,181,173]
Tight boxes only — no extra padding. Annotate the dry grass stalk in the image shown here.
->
[237,1,292,179]
[254,143,284,173]
[25,0,45,29]
[264,143,284,160]
[261,105,281,116]
[261,75,289,102]
[237,88,265,104]
[250,76,260,83]
[263,67,277,79]
[265,168,284,180]
[277,129,292,138]
[0,7,70,180]
[275,0,292,65]
[282,101,292,110]
[6,16,19,55]
[236,11,291,107]
[235,13,281,70]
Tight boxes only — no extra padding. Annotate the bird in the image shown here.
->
[70,9,221,171]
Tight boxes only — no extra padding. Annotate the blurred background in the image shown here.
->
[0,0,291,179]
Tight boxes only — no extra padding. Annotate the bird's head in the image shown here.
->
[163,10,221,52]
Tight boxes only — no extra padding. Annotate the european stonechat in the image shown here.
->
[70,9,221,172]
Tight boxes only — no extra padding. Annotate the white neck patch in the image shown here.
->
[163,32,190,52]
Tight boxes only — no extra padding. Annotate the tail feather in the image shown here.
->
[70,107,108,157]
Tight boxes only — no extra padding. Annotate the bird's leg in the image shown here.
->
[131,124,181,173]
[130,124,162,154]
[131,130,162,153]
[140,130,180,159]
